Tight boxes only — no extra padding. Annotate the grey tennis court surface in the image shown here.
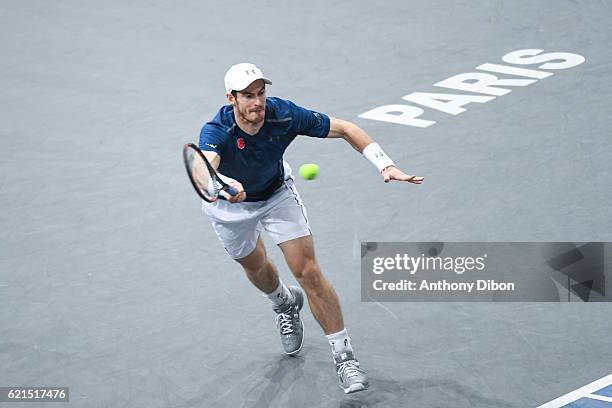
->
[2,1,611,407]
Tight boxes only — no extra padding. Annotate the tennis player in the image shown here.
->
[198,62,423,394]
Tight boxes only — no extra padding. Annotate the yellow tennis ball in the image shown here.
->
[299,163,319,180]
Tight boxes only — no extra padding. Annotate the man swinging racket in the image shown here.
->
[197,62,424,394]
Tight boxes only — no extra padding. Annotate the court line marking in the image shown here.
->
[585,394,612,403]
[537,374,612,407]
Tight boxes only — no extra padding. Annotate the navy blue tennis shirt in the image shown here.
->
[199,97,330,201]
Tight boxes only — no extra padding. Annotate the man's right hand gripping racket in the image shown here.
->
[183,143,238,202]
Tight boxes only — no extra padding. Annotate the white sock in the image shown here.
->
[265,280,292,307]
[326,328,354,356]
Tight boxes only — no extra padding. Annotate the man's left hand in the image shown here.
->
[382,166,424,184]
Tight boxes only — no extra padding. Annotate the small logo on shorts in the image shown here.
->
[237,137,246,150]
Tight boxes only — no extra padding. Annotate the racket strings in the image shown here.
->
[183,144,231,202]
[187,151,215,198]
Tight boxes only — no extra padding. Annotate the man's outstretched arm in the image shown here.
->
[327,117,424,184]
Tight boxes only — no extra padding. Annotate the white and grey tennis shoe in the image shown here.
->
[334,351,369,394]
[273,286,304,355]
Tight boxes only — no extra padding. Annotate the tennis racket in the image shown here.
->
[182,143,238,202]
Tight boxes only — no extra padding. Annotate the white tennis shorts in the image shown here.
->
[202,162,311,259]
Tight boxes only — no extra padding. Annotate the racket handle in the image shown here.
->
[226,186,238,196]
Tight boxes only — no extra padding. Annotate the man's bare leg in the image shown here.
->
[279,234,368,392]
[236,236,279,294]
[279,235,343,335]
[237,235,304,355]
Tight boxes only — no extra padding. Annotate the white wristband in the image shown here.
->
[362,143,394,172]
